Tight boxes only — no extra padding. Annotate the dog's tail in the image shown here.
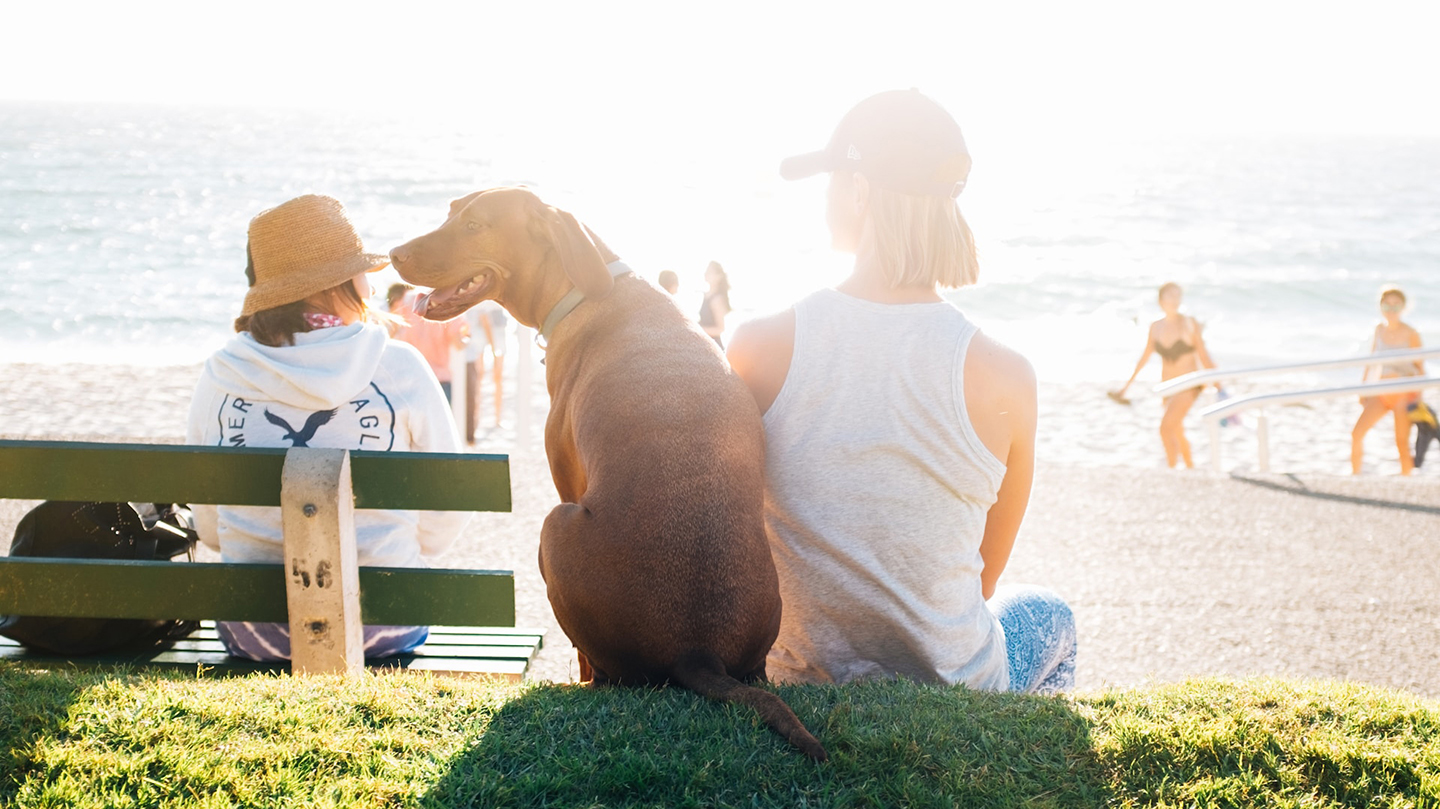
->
[670,650,828,761]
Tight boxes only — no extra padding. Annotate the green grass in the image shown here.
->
[0,666,1434,808]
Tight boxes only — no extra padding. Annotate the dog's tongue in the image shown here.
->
[411,291,434,316]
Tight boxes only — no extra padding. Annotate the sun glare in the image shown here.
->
[5,1,1439,138]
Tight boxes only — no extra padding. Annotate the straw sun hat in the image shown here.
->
[240,194,389,317]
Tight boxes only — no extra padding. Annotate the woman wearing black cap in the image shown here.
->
[729,90,1074,694]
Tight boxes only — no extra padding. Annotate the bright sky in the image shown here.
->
[4,0,1440,143]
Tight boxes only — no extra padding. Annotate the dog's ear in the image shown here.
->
[545,207,614,300]
[582,224,621,265]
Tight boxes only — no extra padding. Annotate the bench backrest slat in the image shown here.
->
[0,441,510,512]
[0,559,516,626]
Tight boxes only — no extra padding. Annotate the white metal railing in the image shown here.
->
[1152,347,1439,397]
[1199,376,1440,472]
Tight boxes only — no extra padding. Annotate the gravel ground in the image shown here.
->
[1010,464,1440,698]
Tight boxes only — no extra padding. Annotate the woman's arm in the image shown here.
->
[1411,326,1425,375]
[976,343,1038,600]
[1192,319,1217,372]
[449,318,469,351]
[1112,325,1156,397]
[478,313,496,355]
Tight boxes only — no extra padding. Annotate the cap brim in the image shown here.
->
[362,253,391,272]
[779,151,832,181]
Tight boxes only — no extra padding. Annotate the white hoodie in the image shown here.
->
[186,322,470,568]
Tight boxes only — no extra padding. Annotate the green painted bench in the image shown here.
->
[0,440,542,679]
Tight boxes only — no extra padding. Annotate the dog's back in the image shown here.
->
[541,276,777,672]
[538,276,826,760]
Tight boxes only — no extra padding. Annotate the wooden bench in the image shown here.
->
[0,440,542,679]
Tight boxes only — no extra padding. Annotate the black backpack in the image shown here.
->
[0,501,200,655]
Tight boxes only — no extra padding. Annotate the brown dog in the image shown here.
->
[389,187,825,760]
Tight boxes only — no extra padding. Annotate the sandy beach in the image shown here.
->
[2,357,1437,697]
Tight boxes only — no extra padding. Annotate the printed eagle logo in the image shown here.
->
[263,408,338,447]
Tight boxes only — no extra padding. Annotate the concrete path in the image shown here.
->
[1009,464,1440,697]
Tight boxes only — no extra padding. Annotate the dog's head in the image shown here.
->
[389,187,619,323]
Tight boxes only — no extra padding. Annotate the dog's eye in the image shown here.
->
[466,220,482,232]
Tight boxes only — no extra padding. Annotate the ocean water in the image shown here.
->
[3,102,1438,392]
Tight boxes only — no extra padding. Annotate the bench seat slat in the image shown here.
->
[0,441,511,512]
[156,624,544,649]
[0,559,516,626]
[0,624,542,680]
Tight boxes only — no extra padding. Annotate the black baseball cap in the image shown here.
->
[779,89,971,198]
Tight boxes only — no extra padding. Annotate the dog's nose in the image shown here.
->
[389,246,408,268]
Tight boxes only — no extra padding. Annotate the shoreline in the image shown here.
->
[2,360,1437,696]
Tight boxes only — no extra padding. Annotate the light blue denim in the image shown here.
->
[989,584,1077,694]
[217,621,429,662]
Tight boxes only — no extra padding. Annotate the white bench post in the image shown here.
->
[280,447,364,675]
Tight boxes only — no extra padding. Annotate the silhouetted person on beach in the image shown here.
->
[699,261,730,347]
[463,300,509,440]
[657,270,679,295]
[728,89,1074,694]
[389,285,468,403]
[187,195,468,662]
[1110,283,1218,469]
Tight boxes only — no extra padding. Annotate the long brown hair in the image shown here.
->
[233,280,368,347]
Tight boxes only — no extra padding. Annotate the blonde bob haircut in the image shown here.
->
[866,184,979,290]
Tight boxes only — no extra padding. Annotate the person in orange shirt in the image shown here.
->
[387,283,468,403]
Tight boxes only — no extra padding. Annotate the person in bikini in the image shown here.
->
[1351,285,1424,475]
[1109,282,1217,468]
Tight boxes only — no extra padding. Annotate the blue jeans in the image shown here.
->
[989,584,1076,694]
[217,621,429,662]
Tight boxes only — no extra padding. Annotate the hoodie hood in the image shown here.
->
[205,322,392,411]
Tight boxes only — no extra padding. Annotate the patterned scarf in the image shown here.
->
[303,313,346,330]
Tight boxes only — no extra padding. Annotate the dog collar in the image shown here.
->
[536,261,633,348]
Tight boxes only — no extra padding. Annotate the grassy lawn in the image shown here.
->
[0,665,1434,807]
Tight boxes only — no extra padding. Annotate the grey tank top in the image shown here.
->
[762,289,1009,689]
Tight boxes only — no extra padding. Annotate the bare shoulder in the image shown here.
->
[966,330,1037,408]
[963,330,1035,463]
[726,308,797,414]
[729,308,795,355]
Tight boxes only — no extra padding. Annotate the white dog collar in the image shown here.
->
[536,261,633,348]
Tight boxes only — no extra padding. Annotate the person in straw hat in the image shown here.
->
[727,90,1074,693]
[186,194,469,661]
